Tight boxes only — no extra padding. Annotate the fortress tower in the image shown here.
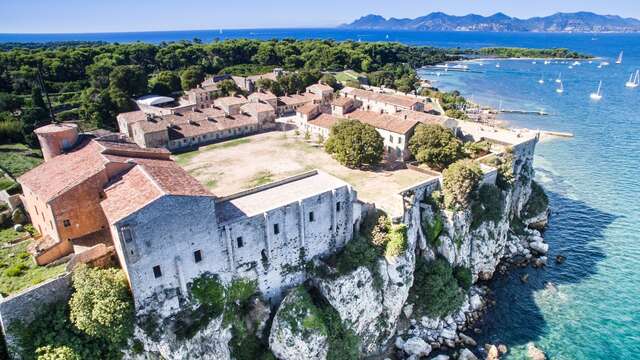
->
[34,123,79,161]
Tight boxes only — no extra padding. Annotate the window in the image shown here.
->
[389,135,393,142]
[397,137,402,144]
[236,236,244,248]
[309,211,315,222]
[153,265,162,278]
[336,202,341,212]
[63,219,71,228]
[122,226,133,243]
[194,250,202,263]
[273,223,280,235]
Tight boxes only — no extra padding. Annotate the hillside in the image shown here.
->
[341,11,640,33]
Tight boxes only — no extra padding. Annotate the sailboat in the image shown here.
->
[556,81,564,94]
[616,51,623,64]
[555,73,562,83]
[625,70,640,88]
[495,63,501,68]
[538,75,545,84]
[590,81,603,100]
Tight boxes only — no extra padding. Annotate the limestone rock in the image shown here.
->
[431,355,450,360]
[529,242,549,255]
[402,337,432,357]
[269,289,329,360]
[485,344,499,360]
[458,348,479,360]
[458,333,476,347]
[526,342,546,360]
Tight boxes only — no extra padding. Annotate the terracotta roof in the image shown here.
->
[168,113,260,139]
[346,110,419,135]
[248,91,277,102]
[278,93,320,106]
[33,123,78,134]
[307,83,333,94]
[101,159,212,224]
[96,139,171,160]
[332,97,355,107]
[342,87,421,109]
[117,111,147,125]
[241,102,275,114]
[214,96,248,107]
[308,114,339,130]
[296,103,319,116]
[246,72,278,82]
[395,110,448,125]
[19,140,107,202]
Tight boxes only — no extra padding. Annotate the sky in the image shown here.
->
[1,0,639,33]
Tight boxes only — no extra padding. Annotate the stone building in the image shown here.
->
[341,87,425,113]
[331,97,356,117]
[214,95,249,116]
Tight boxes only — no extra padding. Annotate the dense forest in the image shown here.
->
[0,39,458,145]
[472,47,590,59]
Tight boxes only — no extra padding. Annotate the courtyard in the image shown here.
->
[174,131,435,216]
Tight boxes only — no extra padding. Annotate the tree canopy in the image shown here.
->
[325,119,384,168]
[408,124,463,170]
[442,159,483,211]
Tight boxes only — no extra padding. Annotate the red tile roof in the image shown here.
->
[346,110,419,135]
[332,97,355,107]
[278,93,320,106]
[308,114,340,130]
[296,103,319,116]
[342,87,421,109]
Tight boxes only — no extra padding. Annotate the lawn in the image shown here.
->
[0,144,43,178]
[0,226,30,244]
[335,70,364,84]
[0,240,66,296]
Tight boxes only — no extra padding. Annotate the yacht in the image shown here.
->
[555,73,562,83]
[616,51,623,64]
[590,81,603,100]
[625,70,639,88]
[495,63,501,68]
[556,81,564,93]
[538,75,545,84]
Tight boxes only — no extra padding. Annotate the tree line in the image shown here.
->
[0,39,458,146]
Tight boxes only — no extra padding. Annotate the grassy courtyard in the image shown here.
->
[173,131,434,216]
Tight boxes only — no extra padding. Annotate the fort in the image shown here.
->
[0,72,541,359]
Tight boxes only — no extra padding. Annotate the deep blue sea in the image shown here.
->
[3,29,639,359]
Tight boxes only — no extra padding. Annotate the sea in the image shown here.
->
[2,29,639,359]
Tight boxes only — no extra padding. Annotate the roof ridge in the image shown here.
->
[136,163,167,196]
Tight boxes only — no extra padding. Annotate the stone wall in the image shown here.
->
[0,273,72,358]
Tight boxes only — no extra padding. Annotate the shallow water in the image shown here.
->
[4,29,639,359]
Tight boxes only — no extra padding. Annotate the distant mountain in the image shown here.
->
[341,12,640,33]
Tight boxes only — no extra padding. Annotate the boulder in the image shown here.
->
[529,242,548,255]
[469,294,483,311]
[441,328,456,340]
[431,356,450,360]
[458,333,476,347]
[458,348,479,360]
[498,344,508,354]
[485,344,499,360]
[526,342,546,360]
[11,208,27,225]
[555,255,566,264]
[402,337,432,357]
[13,224,23,232]
[395,337,405,349]
[269,288,329,360]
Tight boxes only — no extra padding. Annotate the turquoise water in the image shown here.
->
[3,29,639,359]
[421,40,640,359]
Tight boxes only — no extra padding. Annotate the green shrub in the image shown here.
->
[422,215,443,247]
[471,184,503,229]
[190,273,226,317]
[335,236,380,275]
[408,124,463,171]
[35,345,81,360]
[370,215,391,247]
[463,141,491,158]
[278,287,327,337]
[69,265,134,345]
[453,266,473,291]
[524,181,549,218]
[495,151,515,190]
[442,159,483,211]
[4,263,28,277]
[410,257,464,318]
[385,224,407,258]
[325,119,384,168]
[227,278,257,306]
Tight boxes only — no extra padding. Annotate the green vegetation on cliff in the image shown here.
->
[442,159,483,211]
[410,257,465,318]
[524,180,549,218]
[473,47,589,59]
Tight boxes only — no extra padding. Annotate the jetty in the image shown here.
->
[497,109,549,116]
[540,130,574,138]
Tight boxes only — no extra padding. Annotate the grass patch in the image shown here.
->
[0,144,43,178]
[0,240,66,296]
[0,226,29,244]
[247,171,273,188]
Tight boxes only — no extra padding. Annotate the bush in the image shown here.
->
[442,160,483,211]
[422,215,443,247]
[227,278,257,306]
[190,273,225,317]
[335,236,380,275]
[471,184,503,229]
[370,215,391,247]
[524,181,549,218]
[35,345,81,360]
[69,265,134,345]
[385,224,407,258]
[453,266,473,291]
[408,124,463,171]
[495,151,515,190]
[4,263,28,277]
[325,119,384,168]
[410,257,464,318]
[463,141,491,159]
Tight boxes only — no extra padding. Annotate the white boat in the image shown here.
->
[601,61,610,66]
[556,81,564,93]
[568,65,573,69]
[538,75,545,84]
[616,51,623,64]
[555,73,562,83]
[572,61,581,66]
[589,61,593,64]
[590,81,603,100]
[625,70,639,88]
[544,60,550,65]
[532,61,537,64]
[495,63,501,68]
